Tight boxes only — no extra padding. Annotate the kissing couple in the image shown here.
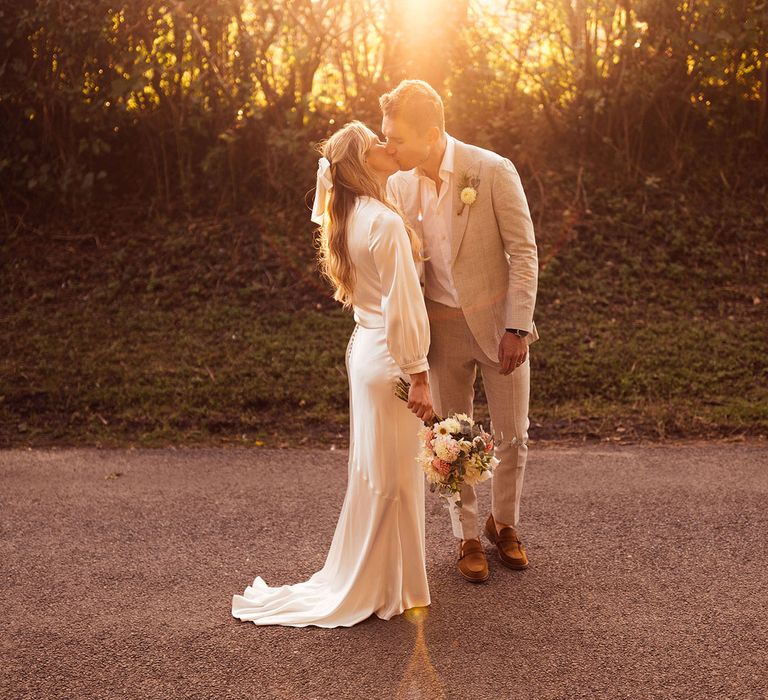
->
[232,79,539,627]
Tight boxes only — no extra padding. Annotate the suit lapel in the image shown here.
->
[451,140,481,264]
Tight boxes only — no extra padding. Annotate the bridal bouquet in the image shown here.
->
[395,379,498,511]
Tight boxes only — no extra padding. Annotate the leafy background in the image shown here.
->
[1,0,766,447]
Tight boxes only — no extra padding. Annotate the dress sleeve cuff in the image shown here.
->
[400,358,430,375]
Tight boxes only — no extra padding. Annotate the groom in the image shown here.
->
[381,80,539,583]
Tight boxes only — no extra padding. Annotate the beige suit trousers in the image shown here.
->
[425,298,530,540]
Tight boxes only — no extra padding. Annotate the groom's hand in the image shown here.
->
[407,372,435,423]
[498,333,528,375]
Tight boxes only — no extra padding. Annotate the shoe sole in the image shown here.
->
[484,528,529,570]
[458,568,490,583]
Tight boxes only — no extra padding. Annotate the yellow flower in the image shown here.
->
[460,187,477,205]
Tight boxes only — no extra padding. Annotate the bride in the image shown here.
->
[231,120,435,627]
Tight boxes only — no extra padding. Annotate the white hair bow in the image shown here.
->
[311,156,333,225]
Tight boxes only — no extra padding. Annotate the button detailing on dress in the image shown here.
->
[346,324,360,365]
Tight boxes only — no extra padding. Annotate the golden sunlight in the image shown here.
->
[396,606,447,699]
[391,0,440,28]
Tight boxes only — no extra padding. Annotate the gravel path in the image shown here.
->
[2,443,767,699]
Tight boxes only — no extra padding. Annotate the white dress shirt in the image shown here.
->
[416,134,461,308]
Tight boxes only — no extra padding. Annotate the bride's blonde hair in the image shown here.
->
[314,120,422,308]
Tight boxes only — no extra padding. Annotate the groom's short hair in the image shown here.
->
[379,80,445,135]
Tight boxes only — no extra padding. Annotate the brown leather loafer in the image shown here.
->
[457,538,489,582]
[484,514,529,570]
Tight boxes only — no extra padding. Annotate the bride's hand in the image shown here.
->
[407,371,435,423]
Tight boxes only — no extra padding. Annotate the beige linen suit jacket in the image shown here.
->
[387,138,539,363]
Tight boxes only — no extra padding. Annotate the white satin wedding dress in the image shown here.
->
[231,195,431,627]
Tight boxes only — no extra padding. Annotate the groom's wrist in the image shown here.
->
[505,328,528,338]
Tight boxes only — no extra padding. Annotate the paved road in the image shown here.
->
[1,443,767,700]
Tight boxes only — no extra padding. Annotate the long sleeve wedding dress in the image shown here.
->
[231,196,431,627]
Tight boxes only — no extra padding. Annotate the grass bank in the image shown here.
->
[2,169,766,448]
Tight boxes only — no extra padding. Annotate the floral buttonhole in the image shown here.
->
[457,171,480,215]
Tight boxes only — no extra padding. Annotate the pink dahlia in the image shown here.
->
[430,457,451,477]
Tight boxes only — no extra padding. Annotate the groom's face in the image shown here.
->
[381,116,436,171]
